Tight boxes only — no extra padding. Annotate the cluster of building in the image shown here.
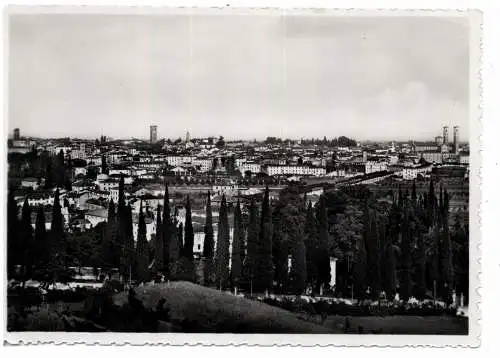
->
[8,124,470,256]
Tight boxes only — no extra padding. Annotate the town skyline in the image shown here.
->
[9,124,468,144]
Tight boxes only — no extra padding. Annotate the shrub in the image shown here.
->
[260,296,458,317]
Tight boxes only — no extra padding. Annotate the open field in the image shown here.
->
[113,281,332,333]
[7,281,468,334]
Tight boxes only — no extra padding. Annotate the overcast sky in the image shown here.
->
[8,12,470,141]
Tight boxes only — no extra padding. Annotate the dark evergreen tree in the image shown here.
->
[7,189,19,278]
[118,175,125,211]
[304,202,318,291]
[154,205,164,276]
[214,195,230,289]
[103,199,116,270]
[353,220,367,299]
[203,192,215,285]
[400,199,412,301]
[380,219,395,300]
[34,206,50,268]
[316,196,331,293]
[428,225,441,300]
[257,186,273,292]
[56,150,66,187]
[168,224,180,278]
[177,222,184,259]
[271,206,288,294]
[415,234,427,300]
[101,155,108,174]
[162,180,172,276]
[231,199,244,289]
[119,202,134,281]
[244,199,259,293]
[385,236,397,300]
[367,216,382,299]
[440,190,454,304]
[45,161,54,189]
[451,216,469,304]
[50,188,65,264]
[135,202,149,282]
[183,195,194,261]
[20,199,34,280]
[126,204,135,280]
[116,175,127,276]
[289,239,307,295]
[411,180,417,204]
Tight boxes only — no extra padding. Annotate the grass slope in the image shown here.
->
[113,281,332,333]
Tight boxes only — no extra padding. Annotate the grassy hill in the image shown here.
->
[113,281,332,333]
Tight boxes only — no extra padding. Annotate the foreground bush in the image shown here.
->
[260,297,459,317]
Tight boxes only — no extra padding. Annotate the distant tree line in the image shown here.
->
[265,136,357,147]
[8,149,74,190]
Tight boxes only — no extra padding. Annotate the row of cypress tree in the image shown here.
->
[7,187,67,285]
[100,176,197,283]
[344,180,457,303]
[8,174,461,303]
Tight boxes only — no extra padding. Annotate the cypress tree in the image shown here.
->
[258,186,273,292]
[289,239,307,296]
[385,236,396,300]
[135,202,149,283]
[50,189,64,263]
[127,205,135,276]
[411,180,417,205]
[380,219,395,300]
[203,192,215,285]
[244,199,259,292]
[428,225,441,300]
[231,199,244,289]
[367,216,382,299]
[154,204,164,276]
[56,150,65,187]
[103,199,116,270]
[20,199,34,280]
[397,186,404,211]
[400,199,412,301]
[118,175,125,211]
[7,189,19,278]
[116,175,126,277]
[101,155,108,174]
[438,186,444,228]
[354,210,368,299]
[415,234,427,300]
[177,223,184,258]
[162,180,171,276]
[304,202,318,291]
[316,196,331,294]
[45,161,54,189]
[119,203,134,281]
[441,190,454,304]
[353,240,367,299]
[183,195,194,261]
[214,195,230,290]
[168,224,180,278]
[272,206,288,294]
[34,206,50,268]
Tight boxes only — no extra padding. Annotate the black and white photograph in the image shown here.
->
[4,6,481,345]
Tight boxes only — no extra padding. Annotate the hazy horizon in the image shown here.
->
[8,11,471,142]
